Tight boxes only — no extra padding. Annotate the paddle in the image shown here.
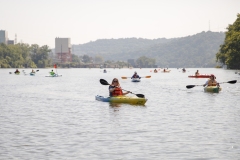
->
[186,80,237,89]
[121,76,151,79]
[99,79,145,98]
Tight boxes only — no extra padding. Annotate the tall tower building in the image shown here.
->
[55,37,72,63]
[0,30,8,44]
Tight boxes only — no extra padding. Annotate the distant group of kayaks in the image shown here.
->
[9,69,62,77]
[151,68,171,73]
[9,69,39,76]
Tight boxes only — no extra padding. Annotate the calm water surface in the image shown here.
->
[0,68,240,160]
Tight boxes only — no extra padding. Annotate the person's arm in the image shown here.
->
[216,81,220,87]
[122,90,130,95]
[203,80,208,87]
[109,85,115,93]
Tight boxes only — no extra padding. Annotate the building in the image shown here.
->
[7,40,14,45]
[0,30,8,44]
[55,38,72,63]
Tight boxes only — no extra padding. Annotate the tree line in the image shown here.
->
[216,13,240,69]
[0,43,51,68]
[0,43,156,68]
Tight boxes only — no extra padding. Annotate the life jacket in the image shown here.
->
[112,87,123,96]
[207,79,217,86]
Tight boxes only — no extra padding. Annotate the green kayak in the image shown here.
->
[204,86,222,93]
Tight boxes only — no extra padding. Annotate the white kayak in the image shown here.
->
[131,78,141,82]
[45,74,62,77]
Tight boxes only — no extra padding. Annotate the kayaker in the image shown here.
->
[14,69,20,74]
[131,71,141,79]
[31,69,35,73]
[182,68,186,72]
[203,74,220,87]
[195,70,200,76]
[50,70,55,75]
[154,69,158,73]
[109,78,130,97]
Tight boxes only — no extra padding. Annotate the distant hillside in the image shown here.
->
[72,31,225,67]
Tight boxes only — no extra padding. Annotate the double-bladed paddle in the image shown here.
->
[100,79,145,98]
[186,80,237,89]
[121,76,151,79]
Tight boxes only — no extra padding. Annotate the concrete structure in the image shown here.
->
[55,38,72,63]
[7,40,14,45]
[0,30,8,44]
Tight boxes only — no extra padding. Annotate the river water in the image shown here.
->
[0,68,240,160]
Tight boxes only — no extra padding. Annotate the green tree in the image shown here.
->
[216,13,240,69]
[30,44,51,68]
[82,55,92,63]
[0,43,36,68]
[136,56,156,68]
[94,55,104,63]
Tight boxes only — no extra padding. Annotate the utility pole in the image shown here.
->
[209,20,211,31]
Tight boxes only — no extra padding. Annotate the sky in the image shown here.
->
[1,0,240,48]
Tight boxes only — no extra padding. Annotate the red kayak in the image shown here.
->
[188,75,211,78]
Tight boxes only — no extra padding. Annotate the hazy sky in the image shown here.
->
[1,0,239,48]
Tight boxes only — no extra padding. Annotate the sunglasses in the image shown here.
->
[113,80,118,82]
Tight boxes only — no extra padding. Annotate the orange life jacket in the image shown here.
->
[207,79,217,86]
[112,87,123,96]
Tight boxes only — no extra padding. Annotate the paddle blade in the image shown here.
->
[121,77,127,79]
[136,94,145,98]
[36,70,39,72]
[145,76,151,78]
[100,79,110,85]
[186,85,196,89]
[227,80,237,84]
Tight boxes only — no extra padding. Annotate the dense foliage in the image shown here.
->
[73,31,225,67]
[135,56,156,68]
[0,43,52,68]
[216,14,240,69]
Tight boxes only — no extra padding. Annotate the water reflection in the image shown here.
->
[109,103,122,110]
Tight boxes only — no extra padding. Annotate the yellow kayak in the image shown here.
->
[96,95,147,105]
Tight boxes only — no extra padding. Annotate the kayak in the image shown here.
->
[15,72,20,75]
[204,86,222,93]
[95,95,147,105]
[188,75,211,78]
[45,74,62,77]
[30,72,35,76]
[131,78,141,82]
[162,70,171,73]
